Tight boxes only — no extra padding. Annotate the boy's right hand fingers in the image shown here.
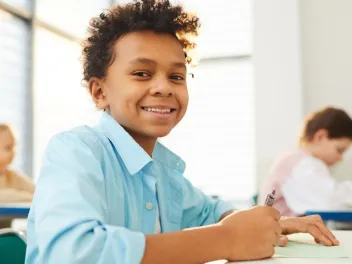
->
[272,209,281,221]
[279,235,289,247]
[273,234,281,247]
[308,225,332,246]
[263,206,281,221]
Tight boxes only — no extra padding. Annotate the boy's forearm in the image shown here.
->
[142,224,229,264]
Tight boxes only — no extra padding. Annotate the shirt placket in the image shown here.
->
[141,169,158,234]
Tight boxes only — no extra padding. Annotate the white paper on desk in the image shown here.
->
[210,259,270,264]
[274,233,349,258]
[227,260,271,263]
[223,234,348,263]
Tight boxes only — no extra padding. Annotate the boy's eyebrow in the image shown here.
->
[128,57,186,70]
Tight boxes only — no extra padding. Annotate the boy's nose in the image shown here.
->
[150,81,173,97]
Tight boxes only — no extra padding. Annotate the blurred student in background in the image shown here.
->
[0,124,35,203]
[259,107,352,216]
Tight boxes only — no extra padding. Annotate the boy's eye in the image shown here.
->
[132,71,151,78]
[170,75,184,81]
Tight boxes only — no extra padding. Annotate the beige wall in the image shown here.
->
[253,0,303,189]
[253,0,352,190]
[300,0,352,180]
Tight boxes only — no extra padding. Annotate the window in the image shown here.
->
[160,0,254,201]
[32,1,112,176]
[36,0,111,37]
[172,0,252,58]
[0,0,31,11]
[0,9,30,172]
[116,0,252,57]
[162,59,255,200]
[33,27,100,177]
[1,1,112,177]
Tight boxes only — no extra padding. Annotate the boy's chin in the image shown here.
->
[145,126,173,139]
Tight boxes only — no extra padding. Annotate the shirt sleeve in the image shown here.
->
[281,157,352,214]
[180,176,234,229]
[30,132,146,264]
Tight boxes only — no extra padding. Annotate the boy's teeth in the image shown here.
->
[144,107,171,113]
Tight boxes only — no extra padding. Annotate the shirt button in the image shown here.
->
[176,162,180,166]
[146,202,153,210]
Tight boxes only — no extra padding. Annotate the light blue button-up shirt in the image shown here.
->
[25,112,234,264]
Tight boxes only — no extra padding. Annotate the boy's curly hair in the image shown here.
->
[81,0,200,87]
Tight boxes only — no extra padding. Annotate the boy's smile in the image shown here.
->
[141,105,177,119]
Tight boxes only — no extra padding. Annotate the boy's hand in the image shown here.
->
[279,215,339,246]
[218,206,282,261]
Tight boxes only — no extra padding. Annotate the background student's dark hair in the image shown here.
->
[81,0,200,88]
[299,107,352,144]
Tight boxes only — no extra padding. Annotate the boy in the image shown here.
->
[26,1,338,263]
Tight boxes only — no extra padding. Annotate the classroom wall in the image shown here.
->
[253,0,304,189]
[300,0,352,180]
[253,0,352,189]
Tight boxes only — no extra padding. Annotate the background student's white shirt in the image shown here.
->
[281,155,352,215]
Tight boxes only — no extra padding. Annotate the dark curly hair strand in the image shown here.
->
[81,0,200,88]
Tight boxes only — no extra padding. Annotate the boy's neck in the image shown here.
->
[135,138,157,157]
[126,130,157,157]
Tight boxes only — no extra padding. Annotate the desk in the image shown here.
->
[208,231,352,264]
[0,203,31,221]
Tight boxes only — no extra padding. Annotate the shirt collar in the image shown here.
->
[98,112,186,175]
[153,142,186,174]
[98,112,152,175]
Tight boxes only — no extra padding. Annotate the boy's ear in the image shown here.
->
[313,129,329,143]
[88,77,109,110]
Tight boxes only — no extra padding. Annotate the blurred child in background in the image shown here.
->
[0,124,35,203]
[259,107,352,216]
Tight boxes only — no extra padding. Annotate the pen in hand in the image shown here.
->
[264,189,287,247]
[265,189,276,206]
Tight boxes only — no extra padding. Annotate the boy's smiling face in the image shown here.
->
[90,31,188,141]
